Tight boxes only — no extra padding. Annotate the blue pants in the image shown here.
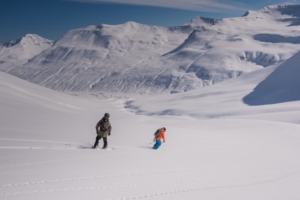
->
[153,140,162,149]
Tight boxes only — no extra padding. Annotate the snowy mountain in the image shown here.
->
[0,34,54,71]
[184,16,219,27]
[5,23,193,93]
[2,5,300,94]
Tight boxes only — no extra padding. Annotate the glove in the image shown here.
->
[109,132,111,136]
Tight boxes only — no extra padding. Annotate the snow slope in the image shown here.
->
[244,51,300,105]
[3,5,300,94]
[1,51,300,199]
[0,34,54,71]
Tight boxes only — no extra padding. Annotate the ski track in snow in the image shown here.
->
[104,171,299,200]
[0,155,101,170]
[0,171,298,197]
[1,164,299,176]
[1,166,299,188]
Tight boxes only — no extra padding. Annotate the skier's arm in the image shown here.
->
[95,120,101,132]
[108,122,112,135]
[162,132,165,142]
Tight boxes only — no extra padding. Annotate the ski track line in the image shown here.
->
[0,138,81,145]
[2,165,298,176]
[0,170,103,177]
[0,155,100,170]
[106,171,300,200]
[0,146,93,150]
[0,147,56,150]
[1,159,299,176]
[1,165,298,189]
[0,168,216,188]
[0,156,156,176]
[0,173,288,196]
[0,151,48,159]
[0,161,139,176]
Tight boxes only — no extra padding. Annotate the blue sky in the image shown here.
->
[1,0,299,42]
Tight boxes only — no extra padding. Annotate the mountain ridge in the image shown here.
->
[1,5,300,94]
[0,34,54,71]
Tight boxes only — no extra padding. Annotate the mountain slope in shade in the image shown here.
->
[2,5,300,94]
[243,51,300,105]
[126,50,300,124]
[0,34,54,71]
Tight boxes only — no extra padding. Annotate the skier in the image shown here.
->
[153,127,166,150]
[93,113,112,149]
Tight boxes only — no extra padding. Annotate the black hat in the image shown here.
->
[104,113,110,118]
[163,127,166,131]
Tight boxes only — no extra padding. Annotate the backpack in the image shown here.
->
[100,119,109,131]
[154,129,162,137]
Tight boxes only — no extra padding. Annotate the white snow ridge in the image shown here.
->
[0,4,300,200]
[0,34,54,71]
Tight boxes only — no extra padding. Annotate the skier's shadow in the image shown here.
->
[77,143,93,149]
[140,145,154,150]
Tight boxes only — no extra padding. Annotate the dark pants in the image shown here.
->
[93,135,107,148]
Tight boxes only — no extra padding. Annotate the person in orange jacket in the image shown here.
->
[153,127,166,149]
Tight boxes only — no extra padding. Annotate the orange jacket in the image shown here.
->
[155,128,165,142]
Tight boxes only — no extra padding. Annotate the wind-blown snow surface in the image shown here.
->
[1,58,300,199]
[0,34,54,71]
[3,5,300,94]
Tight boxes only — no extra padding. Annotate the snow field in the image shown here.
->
[1,71,300,199]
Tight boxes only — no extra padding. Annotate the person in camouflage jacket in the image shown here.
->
[93,113,112,149]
